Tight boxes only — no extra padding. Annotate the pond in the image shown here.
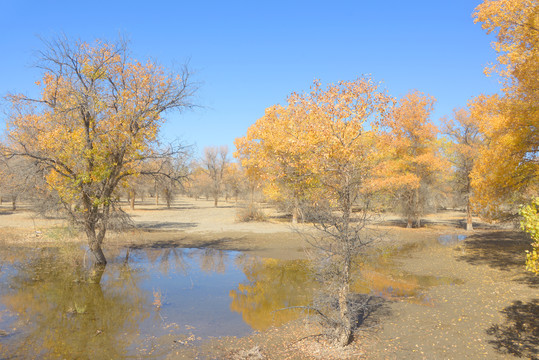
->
[0,241,462,359]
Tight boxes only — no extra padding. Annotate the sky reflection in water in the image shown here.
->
[0,242,461,359]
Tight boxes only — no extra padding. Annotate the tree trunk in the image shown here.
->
[337,261,352,347]
[407,217,413,228]
[89,239,107,265]
[165,188,171,208]
[86,225,107,265]
[466,197,473,231]
[292,197,300,224]
[11,195,16,211]
[130,189,135,210]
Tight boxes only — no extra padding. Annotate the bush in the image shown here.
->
[236,205,267,222]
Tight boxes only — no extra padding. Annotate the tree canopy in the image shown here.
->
[4,37,196,264]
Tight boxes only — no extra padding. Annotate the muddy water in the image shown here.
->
[0,241,462,359]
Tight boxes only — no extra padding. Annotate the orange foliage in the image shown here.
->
[379,91,446,226]
[470,0,539,218]
[235,78,393,220]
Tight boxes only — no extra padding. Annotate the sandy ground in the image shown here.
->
[0,197,537,359]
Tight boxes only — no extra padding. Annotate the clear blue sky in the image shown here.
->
[1,0,500,156]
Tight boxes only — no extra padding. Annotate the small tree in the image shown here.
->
[185,164,212,200]
[150,149,191,208]
[0,155,48,211]
[442,108,481,230]
[4,37,196,265]
[521,198,539,275]
[239,78,393,346]
[301,79,391,347]
[202,146,229,207]
[235,103,318,223]
[223,162,247,203]
[380,91,446,228]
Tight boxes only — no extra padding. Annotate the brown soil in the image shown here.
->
[0,197,537,359]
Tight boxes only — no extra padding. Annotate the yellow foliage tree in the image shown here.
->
[235,102,319,223]
[521,198,539,274]
[442,108,482,230]
[380,91,446,228]
[4,37,195,265]
[236,78,393,346]
[471,0,539,218]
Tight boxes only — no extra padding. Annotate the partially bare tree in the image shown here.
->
[0,155,48,211]
[302,170,379,347]
[202,146,229,207]
[3,36,197,266]
[148,145,192,208]
[442,108,482,230]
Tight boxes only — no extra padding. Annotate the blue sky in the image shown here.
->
[1,0,500,156]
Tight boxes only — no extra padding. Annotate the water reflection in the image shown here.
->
[0,247,149,359]
[230,257,316,330]
[438,234,467,246]
[229,251,464,331]
[0,243,463,359]
[354,249,463,304]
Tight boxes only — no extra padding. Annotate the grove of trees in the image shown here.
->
[0,0,536,350]
[231,0,539,344]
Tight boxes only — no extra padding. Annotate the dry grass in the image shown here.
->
[236,205,268,222]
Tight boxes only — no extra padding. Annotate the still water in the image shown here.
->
[0,242,461,359]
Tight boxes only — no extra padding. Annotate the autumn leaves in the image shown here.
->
[5,38,196,264]
[235,0,539,274]
[235,79,445,228]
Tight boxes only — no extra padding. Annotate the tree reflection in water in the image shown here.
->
[0,244,463,358]
[229,252,463,332]
[230,256,317,330]
[0,246,149,360]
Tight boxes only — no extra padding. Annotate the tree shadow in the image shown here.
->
[486,299,539,359]
[127,205,200,211]
[376,217,496,230]
[457,231,539,288]
[350,294,388,331]
[457,231,531,270]
[134,221,198,230]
